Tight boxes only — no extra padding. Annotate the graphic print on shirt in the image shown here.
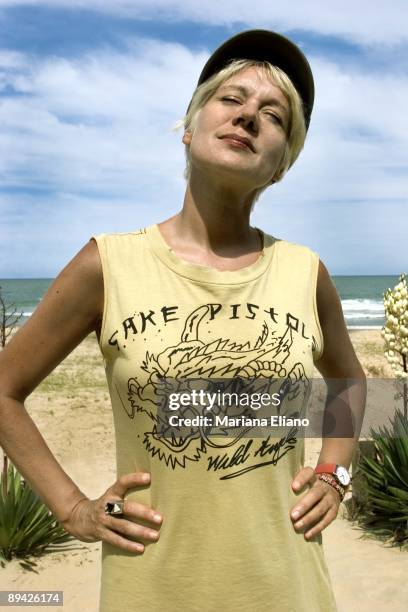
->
[111,303,318,480]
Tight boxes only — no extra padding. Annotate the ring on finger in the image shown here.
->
[104,499,125,517]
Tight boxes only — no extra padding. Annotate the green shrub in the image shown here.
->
[0,458,77,565]
[354,408,408,549]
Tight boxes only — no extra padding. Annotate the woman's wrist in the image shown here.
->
[316,472,346,502]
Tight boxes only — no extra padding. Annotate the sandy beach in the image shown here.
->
[1,329,407,611]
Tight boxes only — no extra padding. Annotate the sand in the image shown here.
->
[1,329,407,611]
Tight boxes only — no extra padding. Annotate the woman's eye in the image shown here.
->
[219,98,284,126]
[265,112,282,125]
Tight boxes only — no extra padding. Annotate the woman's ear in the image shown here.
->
[182,131,192,146]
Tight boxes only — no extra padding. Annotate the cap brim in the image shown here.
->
[195,29,314,130]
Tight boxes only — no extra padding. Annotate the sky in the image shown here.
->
[0,0,407,277]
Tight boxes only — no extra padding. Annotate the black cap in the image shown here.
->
[193,29,314,130]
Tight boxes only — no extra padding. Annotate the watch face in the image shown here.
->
[336,466,351,486]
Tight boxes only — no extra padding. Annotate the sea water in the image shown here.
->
[0,275,402,330]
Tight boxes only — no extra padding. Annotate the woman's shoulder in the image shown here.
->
[264,231,319,259]
[89,228,148,264]
[90,227,147,243]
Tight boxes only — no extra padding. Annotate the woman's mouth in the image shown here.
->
[219,134,255,152]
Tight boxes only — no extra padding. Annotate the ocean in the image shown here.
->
[0,276,401,330]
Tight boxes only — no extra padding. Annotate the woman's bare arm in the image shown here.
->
[315,259,365,380]
[0,238,104,523]
[289,259,367,540]
[313,258,367,467]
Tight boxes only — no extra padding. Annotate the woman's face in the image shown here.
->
[183,66,289,189]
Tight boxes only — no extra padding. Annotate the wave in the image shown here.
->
[341,298,384,313]
[347,325,382,330]
[344,313,385,320]
[12,299,387,328]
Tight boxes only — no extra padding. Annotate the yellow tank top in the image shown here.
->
[91,223,337,612]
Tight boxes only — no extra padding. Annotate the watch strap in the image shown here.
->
[315,463,351,488]
[314,463,337,475]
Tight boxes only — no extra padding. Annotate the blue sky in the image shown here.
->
[0,0,407,277]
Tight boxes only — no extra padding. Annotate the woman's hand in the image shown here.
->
[62,472,163,554]
[289,466,341,540]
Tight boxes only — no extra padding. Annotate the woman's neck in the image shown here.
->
[176,172,258,251]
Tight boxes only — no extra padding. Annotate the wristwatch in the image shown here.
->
[314,463,351,488]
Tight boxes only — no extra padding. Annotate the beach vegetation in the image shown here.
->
[0,456,78,566]
[0,285,23,348]
[350,408,408,549]
[382,273,408,411]
[37,368,107,393]
[0,287,77,566]
[347,275,408,548]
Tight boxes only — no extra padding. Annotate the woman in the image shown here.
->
[0,30,366,611]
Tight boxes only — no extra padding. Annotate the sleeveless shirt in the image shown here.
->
[91,223,338,612]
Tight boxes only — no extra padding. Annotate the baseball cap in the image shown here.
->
[192,29,314,130]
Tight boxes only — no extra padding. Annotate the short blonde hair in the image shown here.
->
[175,59,307,204]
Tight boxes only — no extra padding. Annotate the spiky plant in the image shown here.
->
[0,457,77,565]
[354,408,408,549]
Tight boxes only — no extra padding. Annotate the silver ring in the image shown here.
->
[104,500,125,517]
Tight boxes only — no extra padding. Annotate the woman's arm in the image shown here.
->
[0,239,104,523]
[314,258,367,467]
[289,258,367,540]
[0,240,163,552]
[315,259,365,379]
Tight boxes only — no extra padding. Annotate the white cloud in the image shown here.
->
[2,37,406,200]
[0,38,206,195]
[1,0,408,46]
[0,49,27,68]
[0,33,407,275]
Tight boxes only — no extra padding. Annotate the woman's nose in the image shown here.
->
[232,105,258,132]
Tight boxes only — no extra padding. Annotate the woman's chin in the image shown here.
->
[192,159,266,188]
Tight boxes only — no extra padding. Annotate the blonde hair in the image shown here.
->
[174,59,307,204]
